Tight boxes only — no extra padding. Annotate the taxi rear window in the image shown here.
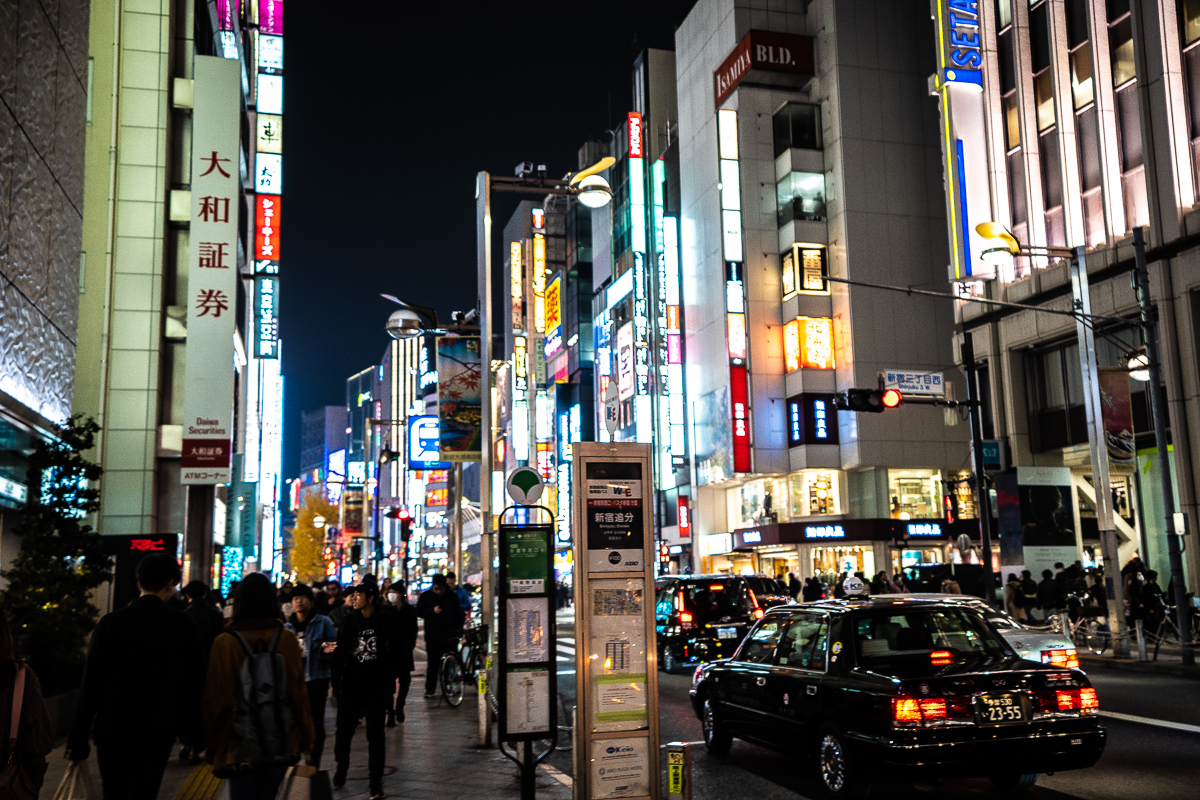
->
[852,607,1007,665]
[680,583,738,621]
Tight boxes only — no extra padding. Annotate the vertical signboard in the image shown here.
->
[436,336,482,461]
[497,521,556,740]
[253,275,279,358]
[182,56,240,484]
[573,442,660,800]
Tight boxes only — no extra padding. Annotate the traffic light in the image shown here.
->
[399,517,413,543]
[834,388,903,413]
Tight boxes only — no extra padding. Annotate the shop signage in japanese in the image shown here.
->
[883,369,944,395]
[259,0,283,35]
[254,194,280,260]
[182,57,240,484]
[253,275,279,358]
[584,461,644,572]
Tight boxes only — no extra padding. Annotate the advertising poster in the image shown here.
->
[1099,367,1135,464]
[693,387,732,486]
[617,323,635,400]
[590,737,651,799]
[436,336,482,461]
[585,462,644,572]
[1018,467,1078,577]
[342,489,364,536]
[182,57,241,484]
[588,578,648,732]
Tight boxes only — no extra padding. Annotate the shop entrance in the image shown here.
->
[811,545,875,584]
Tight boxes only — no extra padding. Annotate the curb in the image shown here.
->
[1080,655,1200,681]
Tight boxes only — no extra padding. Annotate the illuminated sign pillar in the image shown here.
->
[717,109,751,473]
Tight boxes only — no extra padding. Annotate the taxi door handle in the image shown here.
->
[806,685,817,696]
[756,676,766,686]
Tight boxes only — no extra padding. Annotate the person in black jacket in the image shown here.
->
[416,574,463,697]
[330,584,399,800]
[67,554,203,800]
[179,580,225,763]
[1037,568,1059,620]
[383,584,419,726]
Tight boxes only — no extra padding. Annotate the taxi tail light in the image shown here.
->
[892,698,923,723]
[892,696,962,726]
[708,584,725,591]
[930,650,953,666]
[1041,648,1080,669]
[753,608,765,619]
[918,698,946,720]
[1041,688,1098,715]
[1080,687,1099,711]
[679,611,695,630]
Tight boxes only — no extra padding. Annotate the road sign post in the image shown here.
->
[572,442,660,800]
[496,466,557,800]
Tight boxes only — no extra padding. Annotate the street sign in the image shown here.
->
[604,376,619,434]
[982,439,1002,471]
[573,442,661,800]
[882,369,944,395]
[408,415,450,470]
[506,467,545,505]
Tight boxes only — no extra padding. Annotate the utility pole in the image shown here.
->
[1070,248,1130,657]
[961,331,997,603]
[1132,228,1195,665]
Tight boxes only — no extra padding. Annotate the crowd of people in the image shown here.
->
[783,569,912,601]
[2,554,475,800]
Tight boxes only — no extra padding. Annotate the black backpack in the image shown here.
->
[218,629,300,776]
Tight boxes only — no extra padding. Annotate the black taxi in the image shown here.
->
[689,594,1105,797]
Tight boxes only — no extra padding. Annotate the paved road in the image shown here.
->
[548,609,1200,799]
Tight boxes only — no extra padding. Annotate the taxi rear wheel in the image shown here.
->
[701,697,731,756]
[989,773,1038,791]
[815,727,868,799]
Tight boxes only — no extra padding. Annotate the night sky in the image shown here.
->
[280,2,698,478]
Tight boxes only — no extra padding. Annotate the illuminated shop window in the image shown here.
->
[789,470,840,517]
[888,469,942,520]
[776,172,826,225]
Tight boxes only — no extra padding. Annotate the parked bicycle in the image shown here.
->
[439,635,466,707]
[459,624,488,682]
[1052,592,1109,655]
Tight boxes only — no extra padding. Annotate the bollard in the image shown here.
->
[665,742,692,800]
[1137,619,1148,662]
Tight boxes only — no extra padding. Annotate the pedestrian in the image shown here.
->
[0,608,53,798]
[1036,568,1058,619]
[285,583,337,767]
[328,582,353,632]
[869,571,889,594]
[67,553,204,800]
[203,573,313,800]
[416,574,464,697]
[331,585,399,800]
[446,571,472,621]
[384,583,418,726]
[325,581,346,613]
[1004,573,1027,622]
[940,574,961,595]
[312,580,331,617]
[787,572,802,600]
[1018,570,1039,620]
[180,580,225,763]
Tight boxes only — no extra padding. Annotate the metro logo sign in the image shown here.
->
[627,112,643,158]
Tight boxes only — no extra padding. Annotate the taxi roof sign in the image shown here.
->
[843,575,867,596]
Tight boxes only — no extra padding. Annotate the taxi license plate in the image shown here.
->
[716,627,738,640]
[975,693,1028,726]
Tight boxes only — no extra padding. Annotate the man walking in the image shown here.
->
[446,571,472,621]
[286,583,338,767]
[179,580,224,762]
[67,554,203,800]
[331,584,398,800]
[384,583,419,726]
[416,574,463,697]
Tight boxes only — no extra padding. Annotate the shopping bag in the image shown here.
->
[51,763,97,800]
[274,766,332,800]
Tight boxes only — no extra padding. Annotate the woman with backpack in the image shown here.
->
[0,608,53,799]
[203,573,313,800]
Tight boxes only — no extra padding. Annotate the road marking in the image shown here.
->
[540,762,573,788]
[559,637,576,645]
[658,741,706,748]
[1100,710,1200,734]
[557,669,576,675]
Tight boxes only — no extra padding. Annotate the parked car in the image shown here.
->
[655,574,791,673]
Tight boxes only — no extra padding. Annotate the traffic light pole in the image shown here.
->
[961,331,998,604]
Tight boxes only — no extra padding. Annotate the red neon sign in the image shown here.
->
[678,497,691,537]
[130,538,166,552]
[730,364,751,473]
[255,194,281,260]
[628,112,643,158]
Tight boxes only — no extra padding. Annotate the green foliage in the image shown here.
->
[0,415,112,695]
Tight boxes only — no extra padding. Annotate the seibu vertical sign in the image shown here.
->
[713,29,815,106]
[182,57,241,484]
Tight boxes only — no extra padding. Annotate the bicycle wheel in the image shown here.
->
[459,643,478,681]
[1084,618,1108,656]
[441,654,465,707]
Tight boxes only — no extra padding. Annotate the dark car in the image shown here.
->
[689,596,1105,797]
[655,574,791,673]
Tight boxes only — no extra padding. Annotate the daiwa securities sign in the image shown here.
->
[182,57,241,484]
[714,29,814,106]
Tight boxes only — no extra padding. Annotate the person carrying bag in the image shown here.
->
[0,610,53,800]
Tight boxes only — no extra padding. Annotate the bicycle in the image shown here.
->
[459,624,488,682]
[1051,592,1109,655]
[439,635,466,708]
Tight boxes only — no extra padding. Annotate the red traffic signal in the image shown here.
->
[881,389,903,408]
[384,507,410,520]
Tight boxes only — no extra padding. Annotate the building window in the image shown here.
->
[1179,0,1200,193]
[776,172,827,225]
[789,470,841,518]
[735,477,789,527]
[888,469,941,520]
[773,103,822,157]
[1108,4,1148,231]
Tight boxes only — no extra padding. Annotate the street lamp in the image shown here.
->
[976,221,1133,655]
[312,515,326,529]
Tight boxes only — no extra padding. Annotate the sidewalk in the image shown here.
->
[41,651,572,800]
